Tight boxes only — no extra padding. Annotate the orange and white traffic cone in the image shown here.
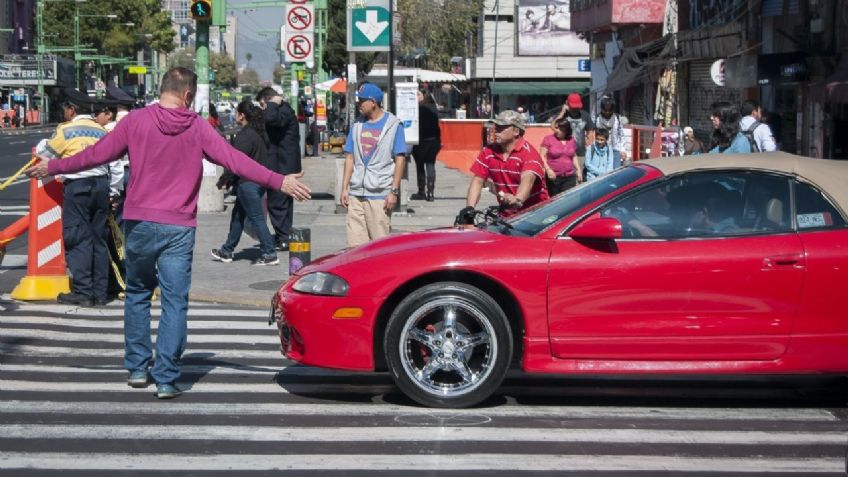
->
[10,153,70,300]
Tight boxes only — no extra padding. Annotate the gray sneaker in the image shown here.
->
[127,370,149,388]
[155,383,183,399]
[210,248,233,263]
[251,256,279,266]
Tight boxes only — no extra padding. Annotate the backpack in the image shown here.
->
[741,120,761,153]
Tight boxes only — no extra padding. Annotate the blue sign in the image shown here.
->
[578,59,591,72]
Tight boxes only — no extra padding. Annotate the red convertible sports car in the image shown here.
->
[271,153,848,408]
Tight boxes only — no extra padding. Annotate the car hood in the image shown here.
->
[299,227,507,273]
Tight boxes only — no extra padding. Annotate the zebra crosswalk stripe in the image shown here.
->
[0,453,842,473]
[0,302,845,475]
[3,424,845,445]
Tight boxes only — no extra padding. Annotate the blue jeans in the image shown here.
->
[123,220,195,385]
[222,181,276,259]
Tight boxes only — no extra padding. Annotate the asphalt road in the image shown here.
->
[0,130,51,289]
[1,299,847,476]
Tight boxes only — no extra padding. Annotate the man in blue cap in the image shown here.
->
[339,82,406,247]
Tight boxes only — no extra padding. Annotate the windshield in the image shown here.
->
[508,167,648,236]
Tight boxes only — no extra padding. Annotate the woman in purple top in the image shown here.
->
[539,118,579,196]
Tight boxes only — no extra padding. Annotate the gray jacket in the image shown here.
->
[349,113,402,197]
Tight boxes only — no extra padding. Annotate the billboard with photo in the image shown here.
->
[516,0,588,56]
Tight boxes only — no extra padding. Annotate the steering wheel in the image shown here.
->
[605,206,638,238]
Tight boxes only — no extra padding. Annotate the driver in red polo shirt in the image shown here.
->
[465,110,549,217]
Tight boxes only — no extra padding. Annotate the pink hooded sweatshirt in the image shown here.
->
[47,104,285,227]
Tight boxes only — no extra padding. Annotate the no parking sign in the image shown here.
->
[283,2,314,63]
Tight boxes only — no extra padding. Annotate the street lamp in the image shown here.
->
[36,0,86,125]
[74,6,130,89]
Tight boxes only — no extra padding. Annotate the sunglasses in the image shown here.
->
[493,124,513,132]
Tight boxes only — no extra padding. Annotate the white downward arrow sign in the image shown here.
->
[355,10,388,43]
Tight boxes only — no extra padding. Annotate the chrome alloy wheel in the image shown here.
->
[398,297,497,397]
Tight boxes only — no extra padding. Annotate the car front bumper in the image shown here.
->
[271,287,381,371]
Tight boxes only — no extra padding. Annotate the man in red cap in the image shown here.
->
[555,92,594,182]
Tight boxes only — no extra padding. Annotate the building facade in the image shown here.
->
[1,0,35,55]
[571,0,847,160]
[469,0,591,120]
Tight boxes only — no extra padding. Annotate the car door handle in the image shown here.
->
[762,254,804,270]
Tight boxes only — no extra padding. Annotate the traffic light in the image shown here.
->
[190,0,212,21]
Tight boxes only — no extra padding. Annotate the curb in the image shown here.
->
[0,127,55,136]
[188,290,274,308]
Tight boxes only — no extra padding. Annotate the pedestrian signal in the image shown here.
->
[190,0,212,21]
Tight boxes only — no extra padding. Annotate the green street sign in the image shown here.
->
[347,0,391,52]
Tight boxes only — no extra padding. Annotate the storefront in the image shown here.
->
[0,54,75,125]
[810,56,848,160]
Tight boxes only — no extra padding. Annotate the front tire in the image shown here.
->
[384,282,513,408]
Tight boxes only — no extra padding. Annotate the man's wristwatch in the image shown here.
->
[390,187,400,195]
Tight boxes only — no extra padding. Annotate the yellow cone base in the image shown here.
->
[11,275,71,301]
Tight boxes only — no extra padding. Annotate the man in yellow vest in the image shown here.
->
[35,88,123,306]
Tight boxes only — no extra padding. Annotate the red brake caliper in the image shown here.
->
[419,324,436,361]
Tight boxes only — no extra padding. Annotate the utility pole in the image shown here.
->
[74,8,122,91]
[36,0,46,125]
[195,20,210,117]
[192,0,227,213]
[387,0,394,115]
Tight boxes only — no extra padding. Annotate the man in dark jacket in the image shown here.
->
[256,87,301,250]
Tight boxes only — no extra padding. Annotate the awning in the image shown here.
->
[603,35,671,93]
[677,23,743,60]
[315,77,348,93]
[490,81,589,96]
[420,70,466,83]
[364,67,466,83]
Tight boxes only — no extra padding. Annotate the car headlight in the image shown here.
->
[292,272,349,296]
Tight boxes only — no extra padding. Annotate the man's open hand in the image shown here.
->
[383,192,397,212]
[281,173,311,201]
[24,160,49,180]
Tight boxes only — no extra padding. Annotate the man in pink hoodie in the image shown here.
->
[27,67,311,399]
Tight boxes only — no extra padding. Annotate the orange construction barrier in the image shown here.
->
[437,120,556,174]
[25,110,40,126]
[437,119,486,174]
[9,151,70,300]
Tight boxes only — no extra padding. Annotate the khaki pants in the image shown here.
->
[347,196,391,247]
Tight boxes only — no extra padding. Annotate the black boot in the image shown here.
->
[426,178,435,202]
[410,170,426,200]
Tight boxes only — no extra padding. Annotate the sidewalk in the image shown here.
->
[190,151,495,306]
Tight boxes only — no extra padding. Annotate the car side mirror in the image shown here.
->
[569,217,623,240]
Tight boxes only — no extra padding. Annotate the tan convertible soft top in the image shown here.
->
[640,152,848,215]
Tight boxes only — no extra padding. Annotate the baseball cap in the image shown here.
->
[357,83,384,104]
[566,92,583,109]
[488,110,526,131]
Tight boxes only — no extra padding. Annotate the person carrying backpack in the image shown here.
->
[739,100,777,152]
